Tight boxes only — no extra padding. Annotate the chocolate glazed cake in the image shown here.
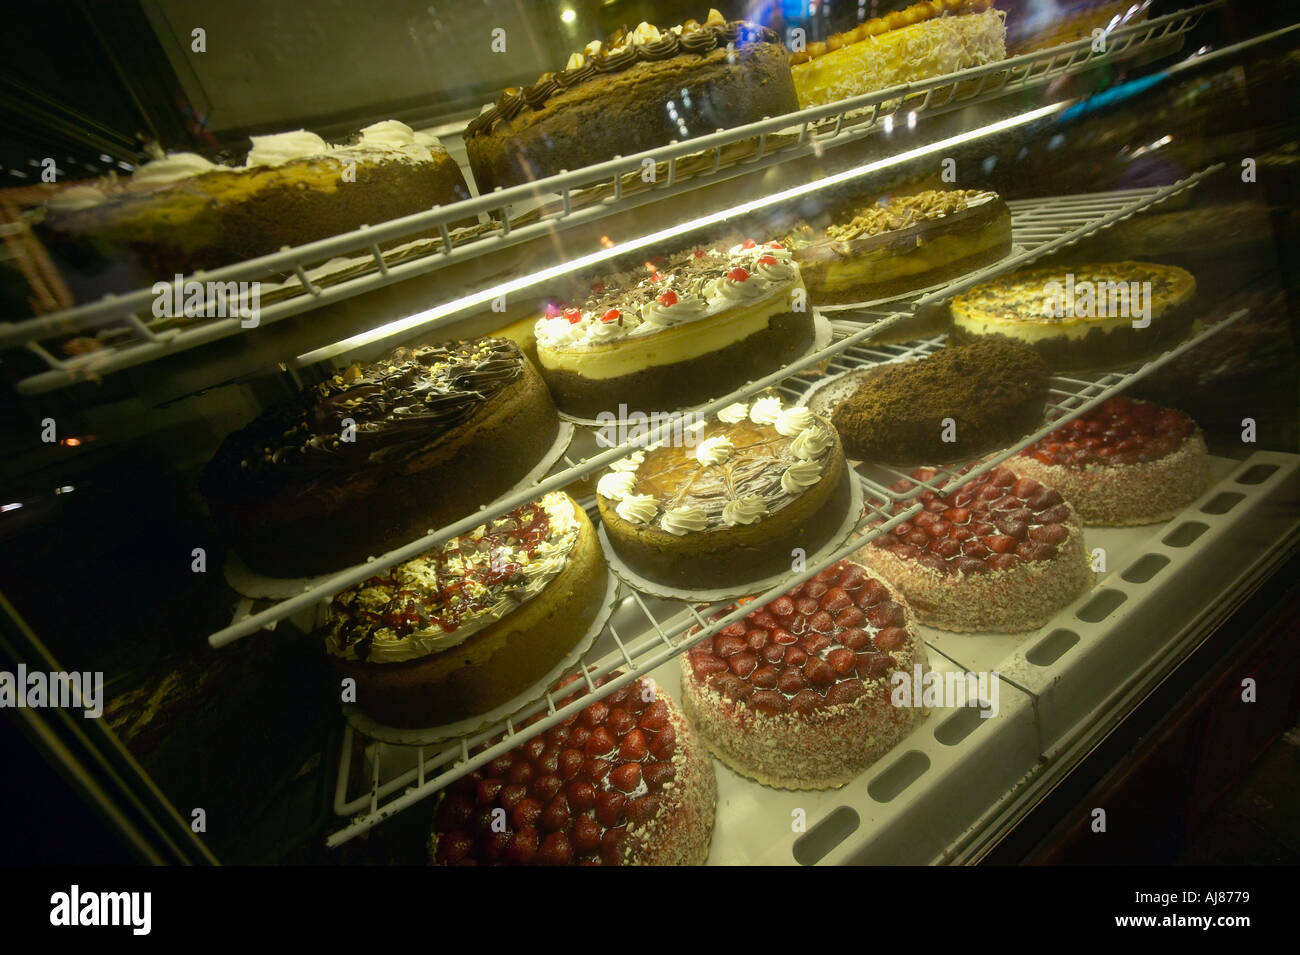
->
[201,338,558,578]
[465,12,798,193]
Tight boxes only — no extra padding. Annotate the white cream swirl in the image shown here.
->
[791,425,833,461]
[774,406,814,437]
[596,471,637,500]
[245,130,330,166]
[616,493,658,524]
[695,435,733,465]
[722,496,768,526]
[660,505,708,536]
[609,451,645,473]
[780,460,823,494]
[534,316,584,348]
[749,396,783,425]
[641,292,709,327]
[716,402,749,424]
[129,152,219,188]
[45,184,110,213]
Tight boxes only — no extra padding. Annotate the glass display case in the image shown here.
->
[1,0,1297,872]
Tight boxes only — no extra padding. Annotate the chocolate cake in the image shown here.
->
[949,262,1198,371]
[201,337,558,578]
[830,339,1049,465]
[465,11,798,193]
[787,189,1012,304]
[597,398,848,589]
[325,492,608,729]
[33,121,471,299]
[534,240,812,417]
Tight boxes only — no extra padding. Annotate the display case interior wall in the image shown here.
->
[0,1,1297,866]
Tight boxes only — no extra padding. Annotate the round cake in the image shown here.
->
[858,465,1091,632]
[34,121,471,298]
[1014,396,1209,525]
[534,240,812,417]
[680,559,928,789]
[596,397,848,590]
[465,11,798,193]
[201,337,559,578]
[829,339,1049,465]
[789,0,1005,108]
[949,261,1197,371]
[323,492,608,729]
[429,674,716,865]
[786,189,1012,305]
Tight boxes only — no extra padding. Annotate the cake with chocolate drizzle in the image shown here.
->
[596,397,848,589]
[324,492,608,729]
[201,337,558,578]
[534,239,812,417]
[787,189,1012,304]
[465,9,798,193]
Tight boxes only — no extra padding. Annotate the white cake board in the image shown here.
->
[813,245,1026,313]
[596,459,864,603]
[340,567,621,746]
[556,312,833,427]
[222,421,576,601]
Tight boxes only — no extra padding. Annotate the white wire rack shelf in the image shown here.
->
[205,166,1221,652]
[2,1,1217,395]
[325,304,1249,847]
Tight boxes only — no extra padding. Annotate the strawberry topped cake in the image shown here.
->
[858,466,1091,632]
[429,673,715,865]
[1014,396,1209,525]
[533,240,811,417]
[680,559,928,789]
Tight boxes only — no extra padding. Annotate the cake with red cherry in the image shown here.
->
[858,465,1091,632]
[1013,396,1209,526]
[680,559,928,789]
[429,673,716,865]
[596,396,848,590]
[324,492,608,729]
[534,240,811,417]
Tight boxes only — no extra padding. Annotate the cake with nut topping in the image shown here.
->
[596,397,848,589]
[787,188,1011,304]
